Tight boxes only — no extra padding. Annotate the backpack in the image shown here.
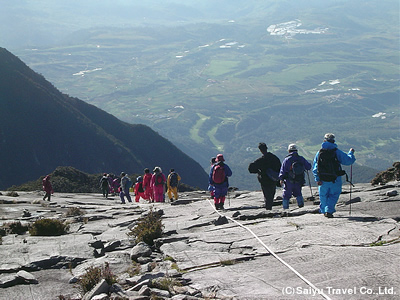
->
[100,177,109,187]
[212,163,226,184]
[138,182,144,193]
[155,173,165,186]
[169,172,178,187]
[317,148,345,182]
[126,178,133,189]
[288,160,305,183]
[266,168,279,182]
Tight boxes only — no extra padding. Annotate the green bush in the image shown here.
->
[1,221,28,235]
[78,262,117,294]
[128,208,164,246]
[29,218,69,236]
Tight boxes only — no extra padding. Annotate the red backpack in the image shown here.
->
[212,163,226,184]
[155,173,165,186]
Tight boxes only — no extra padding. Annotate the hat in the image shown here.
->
[216,154,225,162]
[136,176,143,182]
[324,133,335,143]
[120,172,126,177]
[288,144,298,151]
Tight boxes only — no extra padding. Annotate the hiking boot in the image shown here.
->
[324,212,334,218]
[220,203,224,210]
[298,204,304,208]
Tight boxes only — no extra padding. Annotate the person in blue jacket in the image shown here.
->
[312,133,355,218]
[209,154,232,210]
[279,144,312,209]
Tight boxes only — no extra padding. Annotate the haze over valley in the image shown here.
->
[1,0,398,189]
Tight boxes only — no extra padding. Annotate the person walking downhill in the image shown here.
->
[42,175,53,201]
[208,157,216,199]
[248,142,281,210]
[119,172,133,204]
[111,176,120,196]
[279,144,311,210]
[99,173,111,198]
[209,154,232,210]
[143,168,153,202]
[151,167,166,203]
[134,176,146,202]
[167,169,181,202]
[312,133,356,218]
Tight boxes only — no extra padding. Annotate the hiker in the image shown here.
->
[279,144,312,209]
[248,142,281,210]
[134,176,146,202]
[111,176,120,196]
[209,154,232,210]
[119,172,133,204]
[208,157,216,199]
[42,175,53,201]
[99,173,110,198]
[151,167,166,203]
[167,168,181,202]
[312,133,356,218]
[143,168,153,202]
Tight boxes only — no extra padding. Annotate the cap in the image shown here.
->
[216,154,225,162]
[324,133,335,143]
[288,144,298,151]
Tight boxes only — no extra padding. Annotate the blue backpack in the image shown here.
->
[288,160,305,183]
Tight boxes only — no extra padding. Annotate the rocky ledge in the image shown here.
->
[0,181,399,299]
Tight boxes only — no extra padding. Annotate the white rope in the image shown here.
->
[208,199,331,300]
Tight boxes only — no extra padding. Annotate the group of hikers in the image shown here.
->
[209,133,355,218]
[99,167,181,204]
[43,133,355,219]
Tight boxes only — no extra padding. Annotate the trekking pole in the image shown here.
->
[349,165,353,216]
[306,170,314,201]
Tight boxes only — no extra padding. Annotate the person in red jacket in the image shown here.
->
[134,176,146,202]
[143,168,153,202]
[42,175,53,201]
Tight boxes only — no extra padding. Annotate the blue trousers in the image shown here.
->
[318,180,342,214]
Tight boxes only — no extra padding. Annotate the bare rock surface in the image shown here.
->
[0,182,399,299]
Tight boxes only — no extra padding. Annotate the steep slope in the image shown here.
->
[0,48,207,189]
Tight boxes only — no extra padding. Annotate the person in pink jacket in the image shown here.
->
[150,166,166,203]
[143,168,153,202]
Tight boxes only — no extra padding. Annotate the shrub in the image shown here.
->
[78,262,117,294]
[6,191,18,197]
[29,218,69,236]
[126,261,141,277]
[152,276,182,292]
[65,207,85,217]
[128,208,164,246]
[1,221,28,235]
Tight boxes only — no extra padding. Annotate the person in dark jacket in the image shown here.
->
[248,143,281,210]
[279,144,311,209]
[42,175,53,201]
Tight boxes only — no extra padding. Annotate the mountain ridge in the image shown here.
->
[0,47,207,190]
